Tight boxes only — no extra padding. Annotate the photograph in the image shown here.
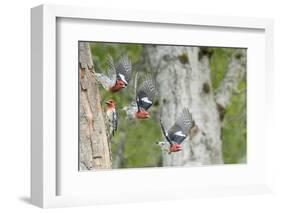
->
[79,41,246,171]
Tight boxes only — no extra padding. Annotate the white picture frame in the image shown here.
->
[31,4,274,208]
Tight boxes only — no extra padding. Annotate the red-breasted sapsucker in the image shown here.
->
[105,99,118,138]
[124,74,156,119]
[95,55,132,93]
[157,107,193,154]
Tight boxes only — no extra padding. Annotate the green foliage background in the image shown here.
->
[90,42,246,168]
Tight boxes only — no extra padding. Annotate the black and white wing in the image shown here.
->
[115,55,132,86]
[136,75,156,111]
[94,55,116,89]
[168,108,193,144]
[160,120,172,145]
[112,109,118,136]
[106,55,117,86]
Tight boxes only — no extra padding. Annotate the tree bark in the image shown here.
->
[145,46,245,167]
[215,50,246,108]
[79,42,112,170]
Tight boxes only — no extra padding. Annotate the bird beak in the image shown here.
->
[106,100,110,104]
[146,114,150,118]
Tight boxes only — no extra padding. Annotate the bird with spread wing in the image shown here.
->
[94,54,132,93]
[124,73,157,119]
[157,108,193,154]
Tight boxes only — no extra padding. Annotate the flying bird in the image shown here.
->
[105,99,118,138]
[124,74,157,119]
[157,108,193,154]
[95,55,132,93]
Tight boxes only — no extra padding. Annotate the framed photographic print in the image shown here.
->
[31,4,274,208]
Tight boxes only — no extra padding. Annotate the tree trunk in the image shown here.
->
[79,42,112,170]
[145,46,245,167]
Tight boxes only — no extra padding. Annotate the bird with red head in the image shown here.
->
[124,73,156,120]
[157,108,193,154]
[95,54,131,93]
[105,99,118,138]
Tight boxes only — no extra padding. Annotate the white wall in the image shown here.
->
[0,0,280,212]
